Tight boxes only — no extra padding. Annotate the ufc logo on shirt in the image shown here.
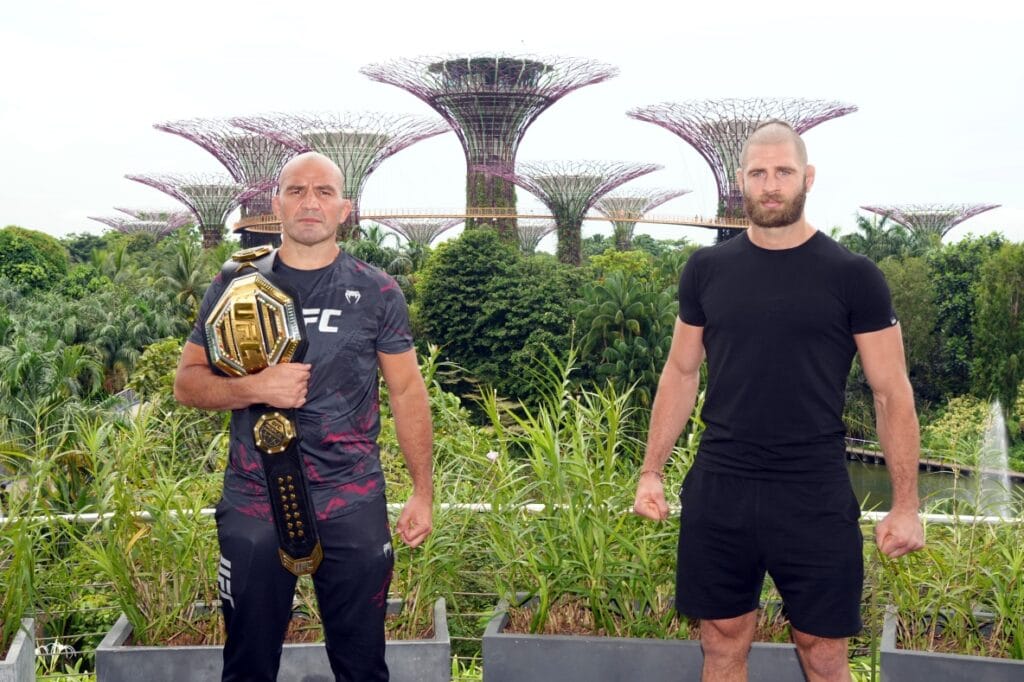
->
[303,308,342,333]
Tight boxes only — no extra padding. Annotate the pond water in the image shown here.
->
[847,459,1024,516]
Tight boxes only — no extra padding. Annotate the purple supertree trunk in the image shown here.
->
[233,111,450,241]
[479,160,660,265]
[860,203,1001,239]
[628,98,857,241]
[361,55,618,240]
[595,188,691,250]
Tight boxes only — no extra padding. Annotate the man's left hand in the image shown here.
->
[875,509,925,558]
[395,491,433,548]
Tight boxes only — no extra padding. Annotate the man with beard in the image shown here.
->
[633,121,924,682]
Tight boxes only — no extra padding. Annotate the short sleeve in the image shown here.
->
[678,252,706,327]
[187,272,227,348]
[376,278,414,354]
[848,256,898,334]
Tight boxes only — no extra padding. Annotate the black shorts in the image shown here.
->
[675,467,864,638]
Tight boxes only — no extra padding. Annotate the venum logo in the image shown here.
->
[303,308,342,333]
[345,289,361,305]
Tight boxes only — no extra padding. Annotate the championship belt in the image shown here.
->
[204,245,323,576]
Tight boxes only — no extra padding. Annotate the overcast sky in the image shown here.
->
[2,1,1021,250]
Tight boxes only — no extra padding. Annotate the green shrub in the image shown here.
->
[0,225,69,291]
[415,231,581,403]
[920,395,990,466]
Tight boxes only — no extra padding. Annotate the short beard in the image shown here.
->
[743,184,807,228]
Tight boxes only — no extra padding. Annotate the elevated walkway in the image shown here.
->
[234,210,750,234]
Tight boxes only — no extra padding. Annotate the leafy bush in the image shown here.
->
[126,337,182,406]
[971,242,1024,413]
[878,257,940,401]
[414,231,582,403]
[926,234,1004,398]
[587,248,654,283]
[0,225,69,291]
[920,395,990,467]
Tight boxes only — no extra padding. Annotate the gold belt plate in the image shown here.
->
[204,272,302,376]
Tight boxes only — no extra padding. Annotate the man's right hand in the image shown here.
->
[634,473,670,521]
[251,363,311,408]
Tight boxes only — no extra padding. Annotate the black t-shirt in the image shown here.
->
[190,250,414,520]
[678,231,897,481]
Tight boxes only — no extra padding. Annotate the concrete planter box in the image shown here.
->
[96,598,450,682]
[482,599,805,682]
[880,605,1024,681]
[0,618,35,682]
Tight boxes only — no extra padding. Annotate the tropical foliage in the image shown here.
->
[1,218,1023,678]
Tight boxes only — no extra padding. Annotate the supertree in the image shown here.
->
[515,219,557,254]
[234,112,450,240]
[372,218,463,247]
[860,203,1001,239]
[114,208,193,228]
[361,55,618,238]
[482,160,660,265]
[88,216,181,238]
[153,118,297,219]
[126,173,257,248]
[628,98,857,241]
[595,188,691,251]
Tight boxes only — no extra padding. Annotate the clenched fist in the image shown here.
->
[252,363,312,408]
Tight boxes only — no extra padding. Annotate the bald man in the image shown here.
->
[633,122,924,681]
[175,152,433,681]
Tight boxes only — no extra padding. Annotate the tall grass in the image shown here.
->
[883,520,1023,659]
[0,449,40,654]
[478,349,699,637]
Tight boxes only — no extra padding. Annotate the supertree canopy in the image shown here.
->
[595,188,691,251]
[126,173,256,248]
[482,160,660,265]
[88,216,181,238]
[515,219,557,254]
[153,118,297,219]
[628,98,857,240]
[114,208,193,228]
[372,218,463,247]
[860,203,1000,239]
[233,112,450,240]
[361,55,618,237]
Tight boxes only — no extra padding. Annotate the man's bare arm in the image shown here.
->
[379,348,433,546]
[855,323,925,557]
[173,341,311,411]
[634,319,705,520]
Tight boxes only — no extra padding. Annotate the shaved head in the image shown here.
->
[277,151,345,196]
[740,120,807,168]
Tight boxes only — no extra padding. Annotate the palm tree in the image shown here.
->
[162,238,209,324]
[356,223,401,249]
[840,215,937,262]
[575,271,677,406]
[48,344,104,400]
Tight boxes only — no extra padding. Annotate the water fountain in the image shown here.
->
[976,400,1013,518]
